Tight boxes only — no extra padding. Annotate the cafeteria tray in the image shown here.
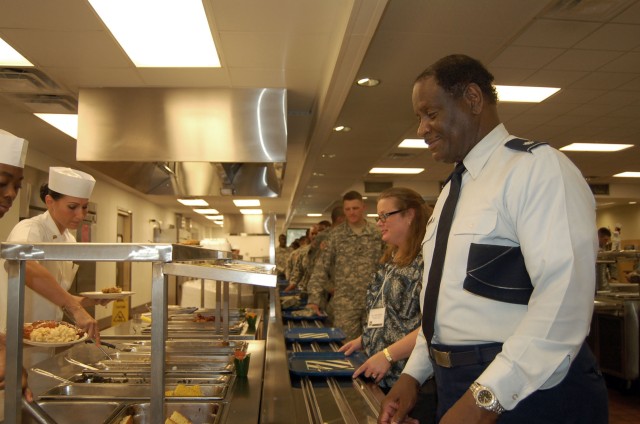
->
[285,327,346,343]
[106,401,223,424]
[22,401,121,424]
[288,351,366,377]
[282,311,327,321]
[40,383,228,400]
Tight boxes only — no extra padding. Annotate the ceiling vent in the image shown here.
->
[12,93,77,113]
[589,183,610,195]
[365,181,393,193]
[387,152,416,159]
[0,68,59,93]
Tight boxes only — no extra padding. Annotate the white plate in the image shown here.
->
[23,322,88,348]
[79,291,135,300]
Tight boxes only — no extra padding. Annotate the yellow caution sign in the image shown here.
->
[112,298,129,325]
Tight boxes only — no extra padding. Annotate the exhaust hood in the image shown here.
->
[77,87,286,197]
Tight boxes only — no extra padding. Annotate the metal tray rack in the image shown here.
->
[1,242,276,423]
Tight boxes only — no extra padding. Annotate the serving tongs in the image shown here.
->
[31,368,73,385]
[22,397,57,424]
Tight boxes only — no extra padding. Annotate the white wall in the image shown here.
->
[596,203,640,245]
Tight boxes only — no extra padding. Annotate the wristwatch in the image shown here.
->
[470,382,505,414]
[382,347,394,364]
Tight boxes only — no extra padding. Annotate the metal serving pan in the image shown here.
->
[40,383,227,400]
[22,401,122,424]
[118,339,245,354]
[106,401,223,424]
[93,359,234,373]
[69,372,232,386]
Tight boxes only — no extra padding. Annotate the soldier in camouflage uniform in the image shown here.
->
[274,233,290,281]
[307,191,384,341]
[285,224,320,291]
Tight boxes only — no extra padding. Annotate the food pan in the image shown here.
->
[40,383,227,400]
[107,351,232,363]
[118,339,244,354]
[94,359,233,373]
[70,372,231,385]
[106,401,222,424]
[22,401,122,424]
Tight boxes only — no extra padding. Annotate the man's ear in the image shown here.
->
[464,83,483,114]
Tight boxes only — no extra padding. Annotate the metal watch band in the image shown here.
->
[383,347,393,363]
[470,382,505,414]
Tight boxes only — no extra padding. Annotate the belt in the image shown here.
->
[429,345,502,368]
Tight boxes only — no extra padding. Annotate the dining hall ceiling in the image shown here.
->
[0,0,639,233]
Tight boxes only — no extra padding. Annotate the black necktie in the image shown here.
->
[422,162,466,347]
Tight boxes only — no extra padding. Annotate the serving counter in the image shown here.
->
[1,242,275,423]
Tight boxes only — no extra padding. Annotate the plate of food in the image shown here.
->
[23,320,88,348]
[80,287,135,300]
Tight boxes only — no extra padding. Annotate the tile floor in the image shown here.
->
[606,376,640,424]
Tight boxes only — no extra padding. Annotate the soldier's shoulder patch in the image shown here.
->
[504,138,548,153]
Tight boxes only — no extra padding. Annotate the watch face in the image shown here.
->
[477,389,494,406]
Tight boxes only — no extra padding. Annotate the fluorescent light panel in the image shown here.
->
[88,0,220,67]
[369,167,424,174]
[560,143,633,152]
[399,138,428,149]
[205,215,224,220]
[307,213,322,217]
[233,199,260,207]
[0,38,33,66]
[193,208,219,214]
[495,85,560,103]
[34,113,78,139]
[178,199,208,206]
[614,172,640,178]
[240,209,263,215]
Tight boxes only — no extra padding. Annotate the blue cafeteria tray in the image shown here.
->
[288,351,366,377]
[282,311,327,321]
[284,327,346,343]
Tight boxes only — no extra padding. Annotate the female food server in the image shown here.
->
[6,166,98,366]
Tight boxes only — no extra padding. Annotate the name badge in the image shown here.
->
[367,307,385,328]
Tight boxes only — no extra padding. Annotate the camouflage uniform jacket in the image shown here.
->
[361,252,424,389]
[307,221,384,309]
[275,245,290,274]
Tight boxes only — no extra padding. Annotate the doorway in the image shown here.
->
[116,209,133,291]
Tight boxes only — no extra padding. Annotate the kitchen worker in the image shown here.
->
[340,187,435,423]
[378,54,607,424]
[0,130,32,405]
[5,166,101,367]
[306,190,384,341]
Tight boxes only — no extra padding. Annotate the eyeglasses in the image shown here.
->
[375,209,405,223]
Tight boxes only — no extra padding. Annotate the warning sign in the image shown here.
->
[112,298,129,325]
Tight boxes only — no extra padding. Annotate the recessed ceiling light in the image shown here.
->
[369,167,424,174]
[233,199,260,207]
[193,208,219,214]
[213,220,224,225]
[205,215,224,220]
[178,199,209,206]
[88,0,220,67]
[312,172,325,177]
[399,138,428,149]
[307,213,322,217]
[614,172,640,178]
[356,77,380,87]
[495,85,560,102]
[560,143,633,152]
[367,213,378,217]
[34,113,78,139]
[333,125,351,132]
[0,38,33,66]
[321,154,336,158]
[240,209,263,215]
[629,201,637,205]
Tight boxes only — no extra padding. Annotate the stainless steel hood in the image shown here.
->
[77,87,286,197]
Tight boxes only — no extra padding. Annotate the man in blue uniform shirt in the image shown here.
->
[378,55,607,423]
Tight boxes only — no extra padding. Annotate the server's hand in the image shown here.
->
[64,302,100,344]
[378,374,420,424]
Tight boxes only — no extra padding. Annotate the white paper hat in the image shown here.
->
[49,167,96,199]
[0,129,28,168]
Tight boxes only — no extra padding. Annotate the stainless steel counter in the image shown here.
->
[24,340,265,423]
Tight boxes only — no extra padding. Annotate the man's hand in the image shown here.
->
[378,374,420,424]
[440,389,499,424]
[306,303,322,316]
[64,302,101,344]
[283,283,297,292]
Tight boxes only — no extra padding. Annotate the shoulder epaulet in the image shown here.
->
[504,138,548,153]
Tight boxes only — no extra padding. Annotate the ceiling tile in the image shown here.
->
[512,19,601,48]
[575,23,640,50]
[490,46,566,69]
[546,49,625,71]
